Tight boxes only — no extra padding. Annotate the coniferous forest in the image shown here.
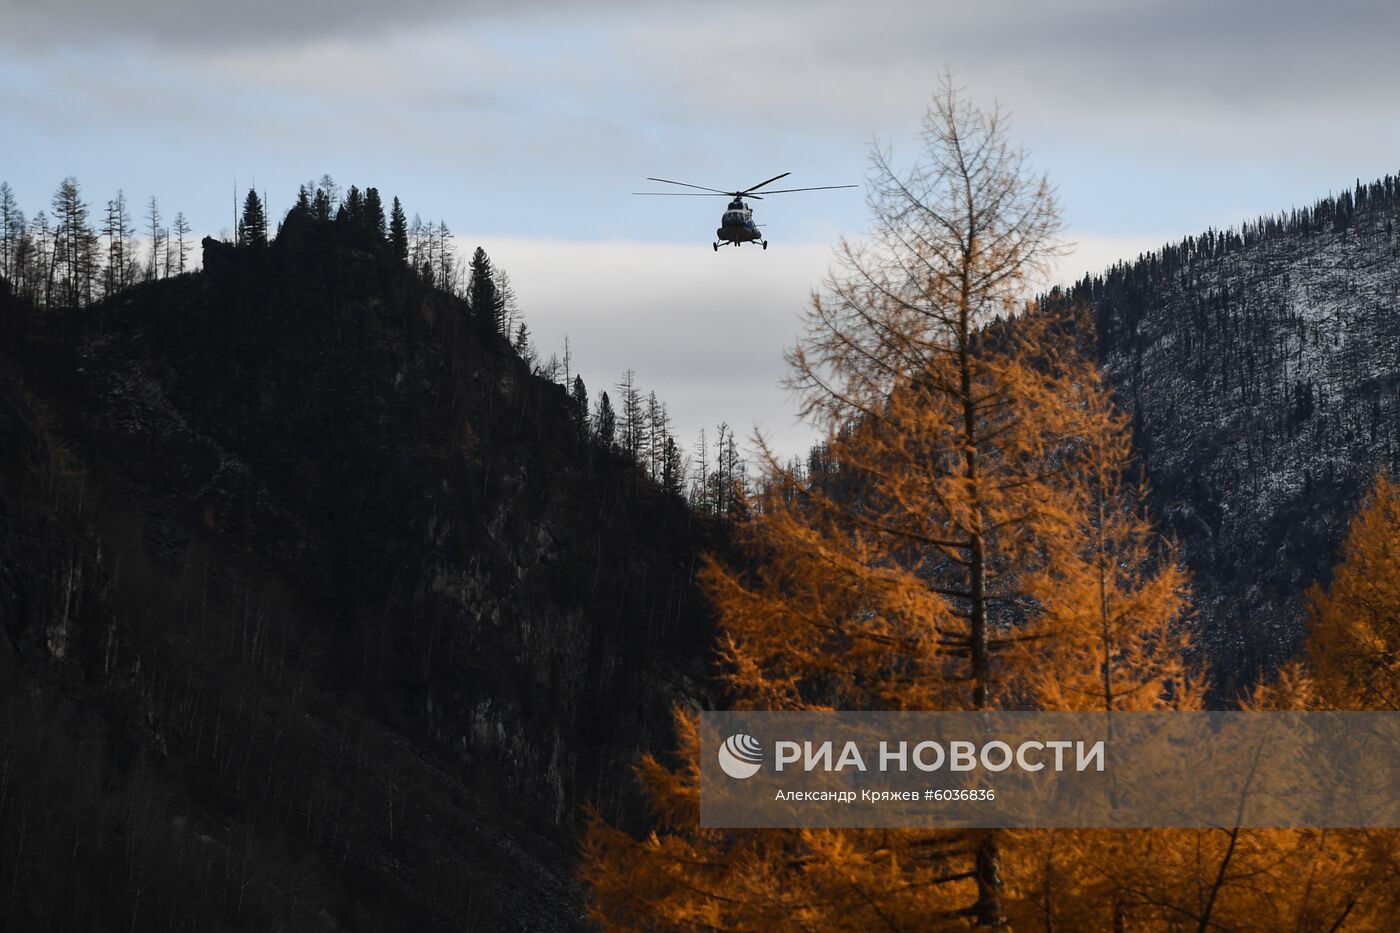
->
[4,77,1400,933]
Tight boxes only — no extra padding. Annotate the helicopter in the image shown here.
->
[634,172,856,251]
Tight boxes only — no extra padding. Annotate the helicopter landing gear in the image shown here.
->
[762,240,768,250]
[713,242,720,251]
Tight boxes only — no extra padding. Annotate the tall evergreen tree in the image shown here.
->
[388,196,408,265]
[239,189,268,248]
[467,246,504,333]
[50,177,94,307]
[363,187,386,237]
[594,391,616,449]
[661,436,684,497]
[570,375,589,430]
[336,185,362,236]
[312,187,332,223]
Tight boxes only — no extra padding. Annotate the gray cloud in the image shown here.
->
[622,0,1400,150]
[1,0,640,49]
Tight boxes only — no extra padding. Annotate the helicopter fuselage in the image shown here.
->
[715,198,767,250]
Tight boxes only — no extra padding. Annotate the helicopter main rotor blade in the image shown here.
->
[740,172,792,194]
[644,177,734,195]
[752,184,859,194]
[633,192,764,199]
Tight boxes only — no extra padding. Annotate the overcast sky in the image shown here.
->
[4,1,1398,459]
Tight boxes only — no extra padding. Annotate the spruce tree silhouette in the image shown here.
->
[239,189,268,248]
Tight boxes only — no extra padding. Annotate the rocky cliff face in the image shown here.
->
[0,218,718,930]
[1054,176,1400,692]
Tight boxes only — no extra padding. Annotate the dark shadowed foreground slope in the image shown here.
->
[0,219,717,930]
[1052,176,1400,693]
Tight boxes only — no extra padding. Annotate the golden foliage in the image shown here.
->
[580,710,982,931]
[1026,369,1200,713]
[1307,472,1400,710]
[1006,825,1387,929]
[579,80,1400,931]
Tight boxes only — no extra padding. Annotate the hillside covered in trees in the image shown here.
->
[0,176,756,518]
[0,187,730,930]
[1050,175,1400,691]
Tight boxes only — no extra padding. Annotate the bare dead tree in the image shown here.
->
[174,212,191,274]
[146,195,163,281]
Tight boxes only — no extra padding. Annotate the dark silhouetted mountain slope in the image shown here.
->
[0,216,718,931]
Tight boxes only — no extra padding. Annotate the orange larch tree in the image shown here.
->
[1039,473,1400,930]
[583,76,1197,930]
[1307,472,1400,711]
[1023,355,1198,715]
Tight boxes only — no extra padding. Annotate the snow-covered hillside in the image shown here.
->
[1055,176,1400,691]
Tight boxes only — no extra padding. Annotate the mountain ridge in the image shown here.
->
[0,217,720,930]
[1049,172,1400,691]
